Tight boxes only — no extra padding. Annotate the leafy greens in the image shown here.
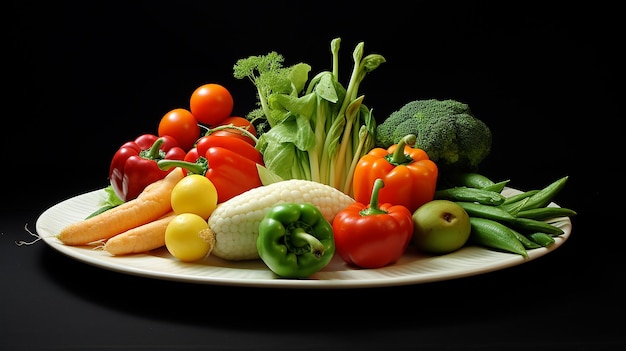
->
[233,38,385,196]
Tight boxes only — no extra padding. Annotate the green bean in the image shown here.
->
[435,187,507,206]
[519,176,569,211]
[469,217,528,258]
[516,207,577,221]
[526,232,556,247]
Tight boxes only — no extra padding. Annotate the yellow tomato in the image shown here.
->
[171,174,218,220]
[165,213,212,262]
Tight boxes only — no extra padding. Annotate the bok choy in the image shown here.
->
[233,37,385,196]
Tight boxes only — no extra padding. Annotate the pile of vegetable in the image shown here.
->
[53,37,576,279]
[433,173,573,258]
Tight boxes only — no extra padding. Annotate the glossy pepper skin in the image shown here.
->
[333,178,414,268]
[353,134,438,213]
[158,135,264,203]
[257,203,335,278]
[195,134,263,165]
[109,134,186,202]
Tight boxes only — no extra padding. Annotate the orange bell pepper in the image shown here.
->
[352,134,438,213]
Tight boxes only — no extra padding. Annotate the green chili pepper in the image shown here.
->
[257,203,335,278]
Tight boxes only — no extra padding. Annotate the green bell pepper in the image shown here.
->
[257,203,335,278]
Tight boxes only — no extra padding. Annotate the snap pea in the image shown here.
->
[500,189,539,204]
[455,201,516,223]
[450,174,574,256]
[509,217,565,236]
[510,228,542,249]
[435,187,507,206]
[482,179,510,193]
[518,176,569,211]
[516,207,577,221]
[499,197,529,216]
[498,190,539,214]
[469,217,528,258]
[526,232,556,247]
[447,172,495,189]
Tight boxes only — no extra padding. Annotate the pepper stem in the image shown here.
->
[157,158,207,176]
[386,134,416,166]
[290,227,325,258]
[142,137,165,160]
[360,178,388,216]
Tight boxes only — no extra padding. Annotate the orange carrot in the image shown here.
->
[57,167,184,246]
[103,212,175,255]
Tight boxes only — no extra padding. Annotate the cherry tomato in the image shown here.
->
[158,108,200,151]
[165,213,212,262]
[189,83,234,126]
[170,174,218,220]
[211,116,257,146]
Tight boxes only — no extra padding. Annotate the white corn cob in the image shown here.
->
[206,179,355,261]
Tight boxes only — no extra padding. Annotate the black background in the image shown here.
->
[2,2,622,350]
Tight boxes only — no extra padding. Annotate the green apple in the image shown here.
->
[412,200,471,254]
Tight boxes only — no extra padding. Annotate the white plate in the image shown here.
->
[36,187,571,289]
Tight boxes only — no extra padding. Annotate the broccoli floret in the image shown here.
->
[376,99,492,173]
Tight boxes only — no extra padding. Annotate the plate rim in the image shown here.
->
[35,187,572,289]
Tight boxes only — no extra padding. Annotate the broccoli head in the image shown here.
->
[376,99,492,173]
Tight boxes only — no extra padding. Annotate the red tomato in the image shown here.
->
[158,108,200,151]
[211,116,257,146]
[189,83,234,126]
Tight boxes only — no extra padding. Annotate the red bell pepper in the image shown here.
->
[158,135,264,203]
[196,134,263,165]
[109,134,186,202]
[352,134,438,213]
[333,178,414,268]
